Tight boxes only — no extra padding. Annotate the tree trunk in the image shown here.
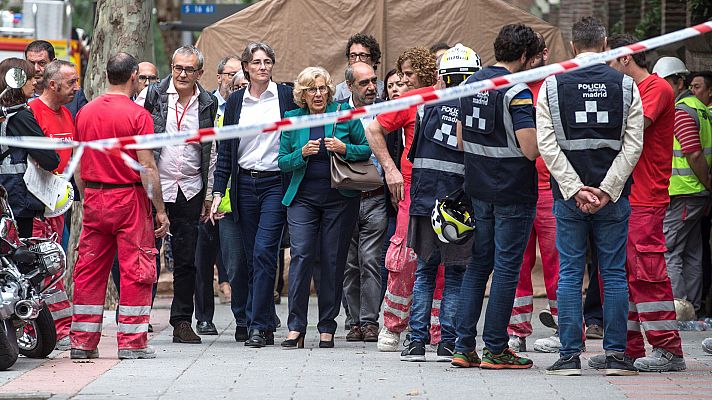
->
[66,0,153,309]
[155,0,182,66]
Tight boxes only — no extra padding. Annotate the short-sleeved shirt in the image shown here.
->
[76,94,154,184]
[29,99,75,174]
[629,73,674,207]
[376,86,435,184]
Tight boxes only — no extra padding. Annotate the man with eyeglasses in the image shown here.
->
[341,62,387,344]
[210,42,298,347]
[143,45,218,345]
[334,33,384,101]
[138,62,159,88]
[24,40,87,119]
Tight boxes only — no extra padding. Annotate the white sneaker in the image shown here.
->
[377,327,400,352]
[508,335,526,352]
[533,335,561,353]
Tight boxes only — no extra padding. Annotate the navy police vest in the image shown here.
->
[410,98,465,217]
[460,67,537,204]
[545,63,634,199]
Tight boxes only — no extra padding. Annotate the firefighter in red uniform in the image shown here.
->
[70,52,169,360]
[29,59,80,351]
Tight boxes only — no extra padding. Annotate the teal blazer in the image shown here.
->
[278,102,372,206]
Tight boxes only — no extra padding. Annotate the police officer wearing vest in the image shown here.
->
[399,44,480,363]
[538,17,644,376]
[451,25,540,369]
[653,57,712,317]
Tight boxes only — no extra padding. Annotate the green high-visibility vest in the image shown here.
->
[669,96,712,196]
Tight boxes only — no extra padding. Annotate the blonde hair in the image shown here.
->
[293,66,335,108]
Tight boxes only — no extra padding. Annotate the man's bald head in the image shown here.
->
[137,62,159,88]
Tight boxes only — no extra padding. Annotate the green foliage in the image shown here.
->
[689,0,711,24]
[633,0,662,40]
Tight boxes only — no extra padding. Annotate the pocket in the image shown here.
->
[634,243,668,282]
[385,234,417,273]
[133,247,158,284]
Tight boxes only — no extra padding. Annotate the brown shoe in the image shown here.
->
[362,325,379,342]
[586,324,604,340]
[173,321,202,344]
[346,325,364,341]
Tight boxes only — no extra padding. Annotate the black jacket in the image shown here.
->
[144,76,218,195]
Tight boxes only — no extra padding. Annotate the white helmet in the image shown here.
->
[652,57,689,79]
[438,43,481,77]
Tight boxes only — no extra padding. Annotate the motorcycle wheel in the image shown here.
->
[0,320,19,370]
[17,308,57,359]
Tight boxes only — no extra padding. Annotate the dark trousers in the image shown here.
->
[220,215,249,327]
[194,221,226,323]
[287,189,359,334]
[236,174,285,332]
[167,188,203,326]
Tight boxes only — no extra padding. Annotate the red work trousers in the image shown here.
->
[625,205,683,358]
[33,216,71,339]
[508,188,559,338]
[70,186,156,351]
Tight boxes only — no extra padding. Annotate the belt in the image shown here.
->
[85,181,142,189]
[361,186,385,199]
[239,169,280,179]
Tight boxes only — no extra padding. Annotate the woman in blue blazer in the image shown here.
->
[278,66,371,348]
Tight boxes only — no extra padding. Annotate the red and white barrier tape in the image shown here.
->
[1,21,711,177]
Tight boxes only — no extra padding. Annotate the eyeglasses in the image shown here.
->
[138,75,159,83]
[172,65,200,75]
[306,85,329,95]
[348,52,372,62]
[249,59,273,67]
[229,82,248,92]
[220,71,239,79]
[357,77,378,88]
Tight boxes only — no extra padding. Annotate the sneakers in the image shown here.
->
[587,354,606,369]
[605,353,639,376]
[533,334,561,353]
[70,348,99,359]
[436,342,455,362]
[480,347,533,369]
[546,353,582,376]
[118,346,157,360]
[451,350,481,368]
[362,325,379,342]
[508,335,526,352]
[633,348,686,372]
[400,339,426,362]
[346,325,364,342]
[703,338,712,354]
[55,336,70,351]
[586,324,604,339]
[539,309,558,330]
[377,327,400,352]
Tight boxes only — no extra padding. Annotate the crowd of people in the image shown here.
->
[0,15,711,374]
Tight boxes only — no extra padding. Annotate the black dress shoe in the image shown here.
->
[235,326,249,342]
[245,329,274,347]
[196,321,218,335]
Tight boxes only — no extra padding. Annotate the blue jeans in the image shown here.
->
[237,174,285,332]
[410,248,465,344]
[554,197,630,356]
[219,215,249,328]
[455,199,535,355]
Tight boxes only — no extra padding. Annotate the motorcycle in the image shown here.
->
[0,183,65,370]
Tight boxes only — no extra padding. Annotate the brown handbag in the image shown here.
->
[328,104,383,191]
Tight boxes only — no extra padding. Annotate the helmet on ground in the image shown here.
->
[652,57,689,79]
[45,181,74,218]
[438,43,481,86]
[431,189,475,244]
[674,298,695,321]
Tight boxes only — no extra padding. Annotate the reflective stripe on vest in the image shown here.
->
[462,83,528,158]
[669,96,712,196]
[412,158,464,175]
[546,74,634,151]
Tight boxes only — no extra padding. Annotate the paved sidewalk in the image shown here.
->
[1,297,710,399]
